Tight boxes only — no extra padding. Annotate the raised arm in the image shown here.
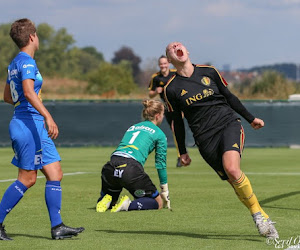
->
[212,68,256,124]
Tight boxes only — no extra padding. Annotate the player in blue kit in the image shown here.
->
[0,18,84,240]
[96,100,171,212]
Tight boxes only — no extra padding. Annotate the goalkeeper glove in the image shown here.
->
[160,183,171,210]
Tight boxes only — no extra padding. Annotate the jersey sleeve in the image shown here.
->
[211,67,255,123]
[155,132,168,184]
[148,74,157,91]
[19,59,37,81]
[164,85,187,155]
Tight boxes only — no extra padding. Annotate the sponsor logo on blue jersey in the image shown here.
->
[22,64,35,68]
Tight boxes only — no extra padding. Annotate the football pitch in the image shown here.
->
[0,147,299,250]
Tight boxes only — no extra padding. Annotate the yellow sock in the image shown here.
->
[257,203,269,219]
[231,172,264,215]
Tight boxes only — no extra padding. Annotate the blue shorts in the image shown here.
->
[9,117,61,170]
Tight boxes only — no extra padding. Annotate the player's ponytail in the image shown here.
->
[142,99,164,121]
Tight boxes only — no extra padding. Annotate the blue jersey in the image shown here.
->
[6,52,60,170]
[6,52,43,119]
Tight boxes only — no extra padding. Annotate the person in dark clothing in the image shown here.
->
[164,41,278,239]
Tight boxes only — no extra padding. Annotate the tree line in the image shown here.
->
[0,22,145,96]
[230,71,300,100]
[1,22,299,99]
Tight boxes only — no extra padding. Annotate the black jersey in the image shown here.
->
[164,65,254,154]
[148,69,176,100]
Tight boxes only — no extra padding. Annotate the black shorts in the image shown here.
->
[195,119,245,180]
[101,156,158,202]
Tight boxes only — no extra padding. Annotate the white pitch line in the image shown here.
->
[0,171,92,183]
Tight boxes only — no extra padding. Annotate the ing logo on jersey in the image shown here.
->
[201,77,211,86]
[181,89,188,96]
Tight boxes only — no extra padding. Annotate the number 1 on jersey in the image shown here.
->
[129,131,140,144]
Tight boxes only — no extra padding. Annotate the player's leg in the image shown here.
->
[222,121,263,214]
[96,160,122,212]
[127,173,161,211]
[42,161,84,239]
[127,190,161,211]
[225,158,279,238]
[0,169,35,241]
[222,120,278,238]
[111,195,160,212]
[197,134,266,233]
[111,157,160,212]
[223,151,263,214]
[0,118,40,240]
[41,131,84,240]
[41,161,63,228]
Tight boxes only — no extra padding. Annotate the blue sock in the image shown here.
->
[45,181,63,228]
[0,180,28,223]
[128,197,158,210]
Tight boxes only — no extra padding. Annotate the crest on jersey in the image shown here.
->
[181,89,188,96]
[159,81,164,86]
[201,77,211,86]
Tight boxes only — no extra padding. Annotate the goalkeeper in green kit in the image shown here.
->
[96,100,170,212]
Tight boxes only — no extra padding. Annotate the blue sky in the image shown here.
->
[1,0,300,70]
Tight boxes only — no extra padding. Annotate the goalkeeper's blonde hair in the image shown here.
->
[142,99,164,121]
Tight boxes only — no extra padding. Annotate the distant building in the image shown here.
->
[222,64,231,72]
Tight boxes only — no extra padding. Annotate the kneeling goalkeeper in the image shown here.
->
[96,100,170,212]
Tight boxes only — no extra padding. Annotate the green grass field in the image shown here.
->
[0,147,299,250]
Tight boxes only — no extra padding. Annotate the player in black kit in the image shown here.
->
[148,55,182,167]
[164,41,278,239]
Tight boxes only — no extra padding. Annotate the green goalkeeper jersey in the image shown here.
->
[112,120,168,184]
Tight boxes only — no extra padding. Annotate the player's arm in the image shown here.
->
[212,68,256,123]
[3,83,14,105]
[213,69,264,129]
[149,90,157,98]
[155,134,171,209]
[165,89,191,166]
[155,134,168,185]
[164,86,191,165]
[172,110,186,154]
[148,75,161,98]
[22,79,59,139]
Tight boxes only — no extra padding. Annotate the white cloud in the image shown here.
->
[203,0,247,17]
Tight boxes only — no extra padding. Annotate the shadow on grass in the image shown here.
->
[260,191,300,211]
[8,234,50,240]
[95,229,261,242]
[8,233,82,240]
